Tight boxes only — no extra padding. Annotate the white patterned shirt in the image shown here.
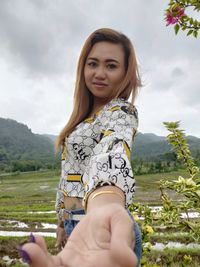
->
[55,98,138,219]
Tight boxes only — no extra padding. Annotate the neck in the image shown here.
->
[92,97,108,113]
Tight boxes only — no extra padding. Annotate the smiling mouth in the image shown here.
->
[92,82,108,87]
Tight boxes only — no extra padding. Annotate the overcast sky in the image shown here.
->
[0,0,199,138]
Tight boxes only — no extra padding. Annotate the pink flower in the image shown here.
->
[165,14,179,25]
[165,7,185,26]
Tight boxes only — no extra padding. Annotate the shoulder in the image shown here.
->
[98,98,138,128]
[102,98,138,119]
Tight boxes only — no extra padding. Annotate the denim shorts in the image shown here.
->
[64,208,142,265]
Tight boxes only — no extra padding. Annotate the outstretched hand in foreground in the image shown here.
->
[22,203,137,267]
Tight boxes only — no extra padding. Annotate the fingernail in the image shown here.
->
[29,233,36,243]
[17,246,32,264]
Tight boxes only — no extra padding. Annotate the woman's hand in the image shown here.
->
[22,203,137,267]
[55,225,68,251]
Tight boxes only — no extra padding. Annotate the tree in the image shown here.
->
[165,0,200,38]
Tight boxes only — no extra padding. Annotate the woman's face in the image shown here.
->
[84,41,126,100]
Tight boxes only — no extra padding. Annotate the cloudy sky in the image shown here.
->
[0,0,199,138]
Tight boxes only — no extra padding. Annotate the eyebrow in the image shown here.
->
[87,57,120,64]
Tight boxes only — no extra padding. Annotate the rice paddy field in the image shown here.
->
[0,170,199,266]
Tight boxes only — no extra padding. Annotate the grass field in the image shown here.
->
[0,170,199,266]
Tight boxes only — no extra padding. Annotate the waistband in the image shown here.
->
[64,208,85,220]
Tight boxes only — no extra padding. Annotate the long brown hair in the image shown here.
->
[55,28,141,151]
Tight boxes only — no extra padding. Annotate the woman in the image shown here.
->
[19,28,142,267]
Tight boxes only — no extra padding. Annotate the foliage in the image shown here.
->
[132,155,182,175]
[165,0,200,38]
[160,122,200,240]
[129,121,200,265]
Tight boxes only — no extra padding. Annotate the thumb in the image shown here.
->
[110,208,138,267]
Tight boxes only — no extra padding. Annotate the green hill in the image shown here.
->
[0,118,59,172]
[133,132,200,160]
[0,117,199,172]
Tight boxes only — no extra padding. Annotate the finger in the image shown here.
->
[111,208,134,246]
[21,243,64,267]
[110,209,138,267]
[21,242,50,267]
[33,235,49,255]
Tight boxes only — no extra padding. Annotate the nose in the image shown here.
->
[94,66,106,80]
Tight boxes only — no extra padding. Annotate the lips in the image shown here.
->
[92,82,108,87]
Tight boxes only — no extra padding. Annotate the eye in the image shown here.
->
[87,61,97,68]
[107,64,117,69]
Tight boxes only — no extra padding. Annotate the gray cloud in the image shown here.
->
[0,0,93,78]
[1,0,199,78]
[0,0,199,137]
[171,67,185,78]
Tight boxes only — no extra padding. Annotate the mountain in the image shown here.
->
[0,118,199,166]
[43,134,57,143]
[0,118,56,163]
[132,132,200,160]
[134,133,165,144]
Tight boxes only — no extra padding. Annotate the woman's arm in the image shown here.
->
[86,185,125,212]
[82,100,138,208]
[55,190,68,251]
[21,195,137,267]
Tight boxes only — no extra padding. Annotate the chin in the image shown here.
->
[93,93,110,100]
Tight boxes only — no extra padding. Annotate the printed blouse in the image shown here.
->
[55,98,138,219]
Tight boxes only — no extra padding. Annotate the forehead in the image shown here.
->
[87,41,124,62]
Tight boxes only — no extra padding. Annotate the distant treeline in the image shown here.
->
[0,117,200,175]
[0,158,60,173]
[132,151,200,175]
[1,151,200,175]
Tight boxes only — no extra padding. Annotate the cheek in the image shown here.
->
[84,67,92,84]
[83,67,87,81]
[111,72,125,85]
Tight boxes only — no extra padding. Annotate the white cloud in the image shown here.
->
[0,0,199,137]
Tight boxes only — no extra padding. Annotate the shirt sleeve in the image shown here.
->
[82,101,138,207]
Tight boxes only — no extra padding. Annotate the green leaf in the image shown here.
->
[180,15,188,22]
[182,25,187,31]
[174,24,180,35]
[190,18,194,25]
[193,30,198,38]
[182,15,190,22]
[194,20,198,28]
[187,29,193,36]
